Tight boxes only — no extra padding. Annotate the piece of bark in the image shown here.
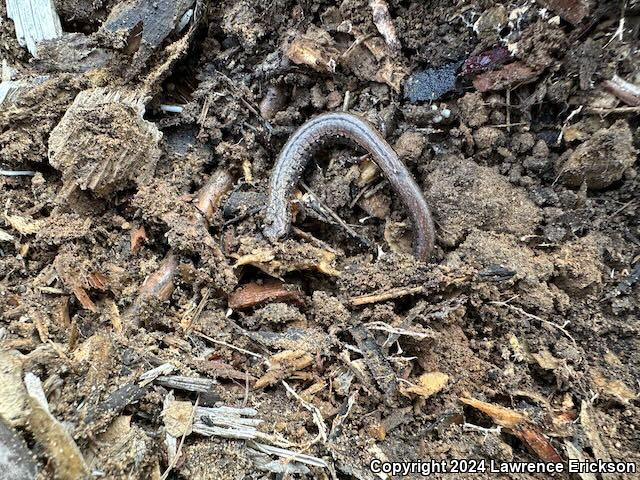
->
[6,0,63,56]
[254,350,313,389]
[35,33,113,72]
[48,88,162,198]
[82,383,146,434]
[155,375,217,394]
[461,397,562,463]
[102,0,194,63]
[124,253,177,327]
[536,0,589,25]
[228,281,304,310]
[473,62,541,92]
[25,373,90,479]
[369,0,401,52]
[196,168,235,224]
[350,325,398,403]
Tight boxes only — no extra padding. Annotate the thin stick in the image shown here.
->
[350,286,424,306]
[300,182,373,248]
[194,331,264,359]
[490,299,576,345]
[0,169,36,176]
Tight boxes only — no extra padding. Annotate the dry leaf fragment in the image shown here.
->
[590,370,637,404]
[4,214,42,234]
[163,399,194,437]
[88,272,109,291]
[531,349,561,370]
[401,372,449,398]
[254,350,313,389]
[286,26,339,73]
[71,285,98,313]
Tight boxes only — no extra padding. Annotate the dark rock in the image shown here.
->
[404,62,459,103]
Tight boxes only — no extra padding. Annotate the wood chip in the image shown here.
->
[130,226,148,253]
[155,375,217,394]
[162,399,194,437]
[6,0,63,56]
[401,372,449,398]
[461,397,562,462]
[536,0,589,25]
[473,62,541,92]
[48,88,162,198]
[254,350,313,389]
[228,281,304,310]
[25,373,90,479]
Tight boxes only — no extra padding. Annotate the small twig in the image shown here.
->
[610,199,636,217]
[364,321,430,339]
[485,122,528,128]
[584,105,640,115]
[0,169,36,176]
[505,88,511,133]
[300,182,373,248]
[342,34,375,58]
[282,380,328,445]
[490,299,576,345]
[193,331,264,359]
[291,226,339,254]
[604,0,627,47]
[463,423,502,435]
[349,286,424,306]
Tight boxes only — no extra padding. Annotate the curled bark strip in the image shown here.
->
[369,0,401,52]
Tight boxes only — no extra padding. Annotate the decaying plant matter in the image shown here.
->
[0,0,638,478]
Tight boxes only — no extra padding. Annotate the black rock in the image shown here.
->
[404,62,460,103]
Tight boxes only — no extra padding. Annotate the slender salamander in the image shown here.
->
[263,112,435,261]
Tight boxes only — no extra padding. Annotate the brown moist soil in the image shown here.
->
[1,1,639,479]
